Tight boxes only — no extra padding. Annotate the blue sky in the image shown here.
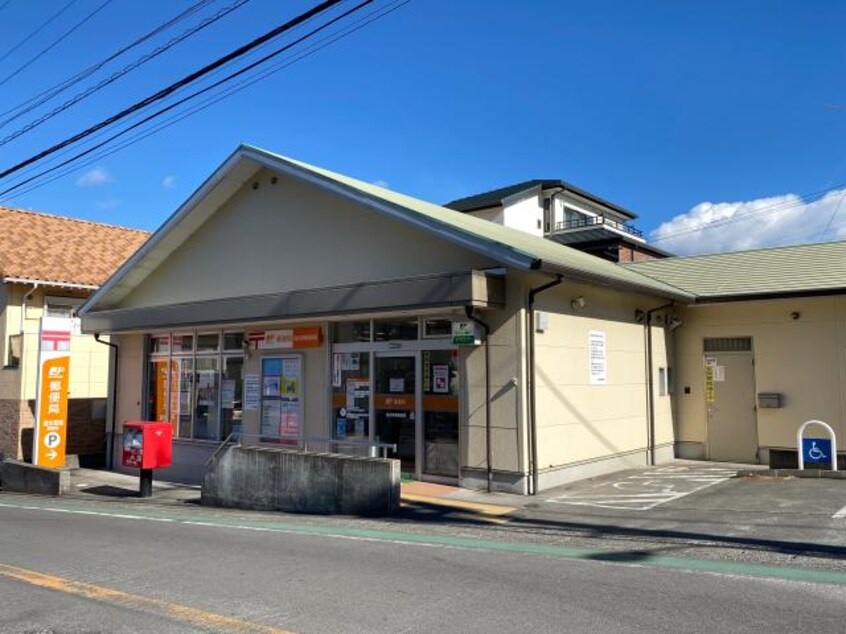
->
[1,0,845,254]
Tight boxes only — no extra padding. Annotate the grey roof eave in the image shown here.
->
[536,260,694,302]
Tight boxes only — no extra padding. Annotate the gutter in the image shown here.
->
[465,306,492,492]
[526,274,563,494]
[94,333,119,470]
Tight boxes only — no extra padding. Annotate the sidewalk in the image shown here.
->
[60,461,846,551]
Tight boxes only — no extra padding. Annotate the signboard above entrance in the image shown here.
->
[246,327,323,350]
[451,320,481,346]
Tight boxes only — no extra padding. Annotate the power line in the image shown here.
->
[0,0,252,147]
[0,0,78,66]
[0,0,349,183]
[651,184,846,243]
[0,0,216,130]
[0,0,14,16]
[0,0,381,199]
[0,0,410,202]
[0,0,113,88]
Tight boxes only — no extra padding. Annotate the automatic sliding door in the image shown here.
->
[374,354,416,474]
[422,349,459,478]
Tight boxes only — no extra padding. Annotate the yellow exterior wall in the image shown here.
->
[121,168,497,310]
[0,284,110,401]
[463,272,528,475]
[529,274,674,470]
[674,296,846,454]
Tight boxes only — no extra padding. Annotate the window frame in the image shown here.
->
[145,329,244,442]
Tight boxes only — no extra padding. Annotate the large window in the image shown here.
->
[145,331,244,441]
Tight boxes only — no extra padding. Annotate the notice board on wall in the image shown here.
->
[260,355,303,440]
[588,330,607,385]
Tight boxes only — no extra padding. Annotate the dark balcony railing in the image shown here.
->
[553,215,643,238]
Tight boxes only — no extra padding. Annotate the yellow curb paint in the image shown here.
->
[401,492,516,516]
[0,564,294,634]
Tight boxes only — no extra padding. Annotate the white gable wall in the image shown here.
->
[121,168,498,310]
[501,190,543,237]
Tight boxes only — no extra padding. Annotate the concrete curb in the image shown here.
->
[737,469,846,480]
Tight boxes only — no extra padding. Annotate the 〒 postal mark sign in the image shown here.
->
[33,317,71,469]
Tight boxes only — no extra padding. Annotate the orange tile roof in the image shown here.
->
[0,206,150,287]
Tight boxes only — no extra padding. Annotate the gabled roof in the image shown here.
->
[80,145,692,314]
[0,206,150,288]
[625,240,846,300]
[444,178,638,220]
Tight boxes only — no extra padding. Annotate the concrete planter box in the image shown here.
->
[0,459,70,496]
[201,445,400,516]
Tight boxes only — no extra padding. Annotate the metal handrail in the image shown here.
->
[204,431,236,467]
[553,215,644,238]
[235,432,397,459]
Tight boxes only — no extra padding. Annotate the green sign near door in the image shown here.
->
[451,320,480,346]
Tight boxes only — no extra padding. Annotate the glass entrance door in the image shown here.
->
[422,350,459,478]
[374,354,417,475]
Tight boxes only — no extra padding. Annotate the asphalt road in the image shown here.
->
[0,495,844,633]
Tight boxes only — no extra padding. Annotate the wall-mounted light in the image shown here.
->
[790,311,801,321]
[571,296,586,310]
[635,309,646,324]
[667,316,684,331]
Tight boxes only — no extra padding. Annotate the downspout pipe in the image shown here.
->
[465,306,492,492]
[94,333,119,470]
[642,302,673,466]
[20,283,38,336]
[18,283,38,454]
[527,274,564,495]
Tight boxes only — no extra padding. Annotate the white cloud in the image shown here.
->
[76,166,113,187]
[96,197,122,211]
[650,189,846,256]
[162,175,177,189]
[372,179,390,189]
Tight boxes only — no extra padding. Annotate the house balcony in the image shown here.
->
[548,215,646,245]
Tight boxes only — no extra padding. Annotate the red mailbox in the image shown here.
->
[122,421,172,469]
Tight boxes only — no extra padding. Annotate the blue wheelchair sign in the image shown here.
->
[802,438,832,465]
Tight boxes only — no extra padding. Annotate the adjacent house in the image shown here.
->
[445,179,670,263]
[0,207,149,464]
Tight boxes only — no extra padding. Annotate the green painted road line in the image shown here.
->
[2,496,845,587]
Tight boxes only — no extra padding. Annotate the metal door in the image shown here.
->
[705,351,758,463]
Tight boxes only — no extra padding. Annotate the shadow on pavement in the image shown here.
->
[395,499,846,563]
[77,485,139,498]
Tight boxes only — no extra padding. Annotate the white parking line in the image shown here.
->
[547,466,735,511]
[833,504,846,519]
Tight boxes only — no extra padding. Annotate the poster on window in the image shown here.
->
[244,374,260,411]
[261,400,281,436]
[433,365,449,394]
[332,353,342,388]
[221,380,236,408]
[280,376,299,398]
[263,375,280,397]
[588,330,607,385]
[280,405,299,437]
